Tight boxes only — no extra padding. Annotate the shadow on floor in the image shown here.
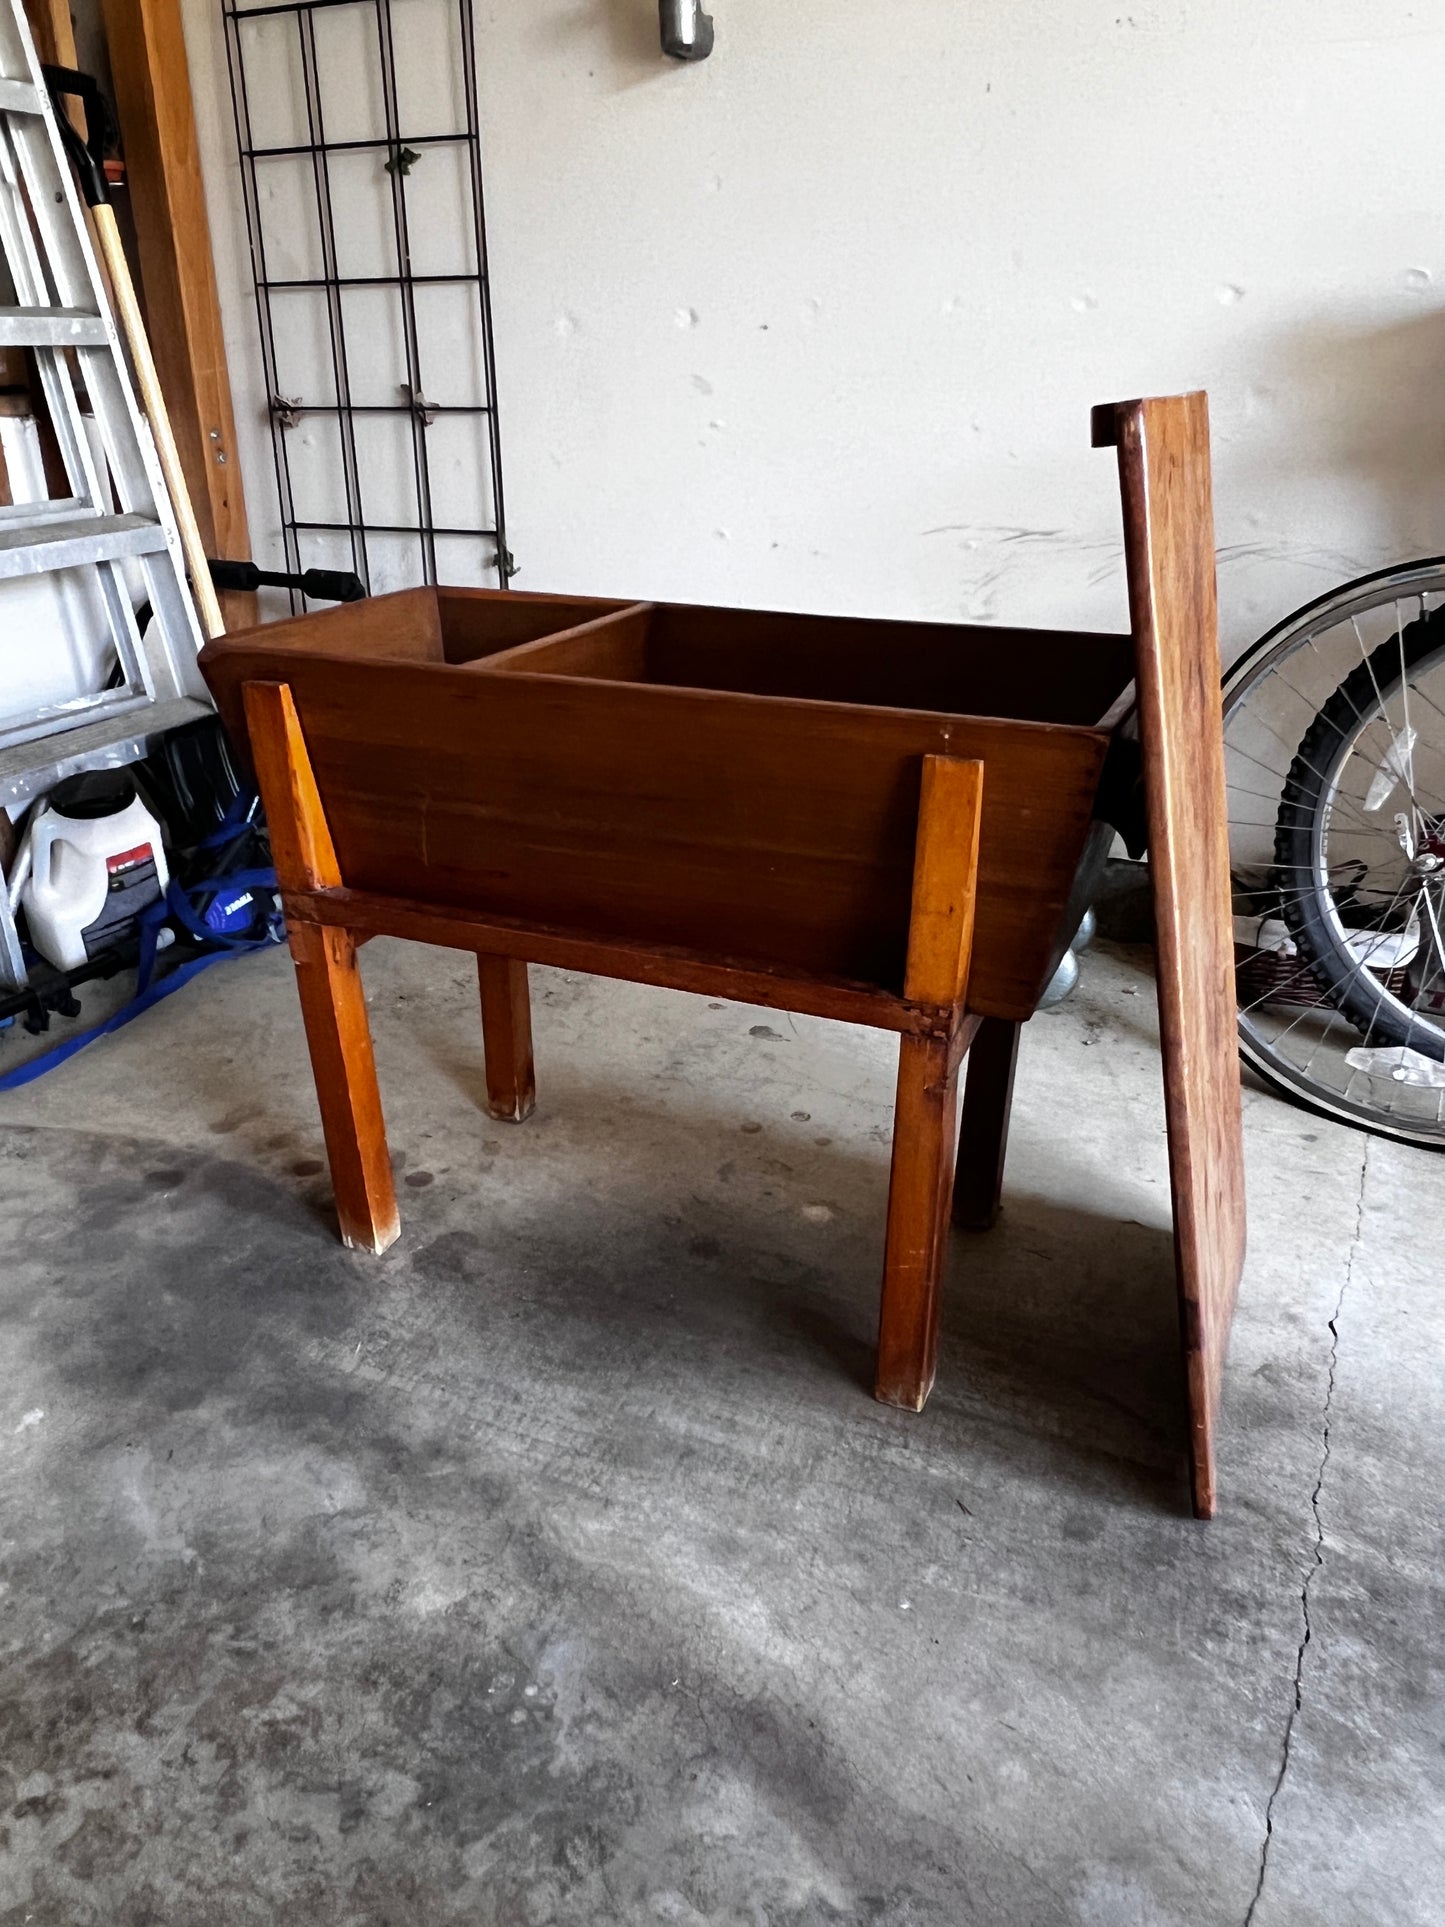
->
[390,1026,1190,1513]
[778,1190,1186,1515]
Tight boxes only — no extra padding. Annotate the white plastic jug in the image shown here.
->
[22,771,168,970]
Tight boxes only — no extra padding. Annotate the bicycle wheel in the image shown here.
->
[1223,558,1445,1148]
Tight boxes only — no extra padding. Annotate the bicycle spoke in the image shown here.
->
[1225,568,1445,1143]
[1275,655,1407,803]
[1304,633,1371,729]
[1228,734,1382,838]
[1300,1003,1361,1080]
[1265,984,1361,1052]
[1236,954,1330,1021]
[1411,891,1445,1016]
[1225,778,1292,805]
[1265,860,1403,882]
[1287,651,1410,793]
[1400,673,1445,734]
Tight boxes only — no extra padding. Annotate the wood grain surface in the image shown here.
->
[902,756,984,1006]
[875,1031,961,1411]
[205,647,1108,1019]
[437,588,636,661]
[243,682,341,890]
[204,400,1247,1507]
[244,682,398,1254]
[876,756,984,1409]
[644,604,1135,727]
[100,0,254,621]
[473,605,652,678]
[286,885,934,1036]
[478,956,536,1123]
[1095,391,1247,1519]
[952,1017,1022,1232]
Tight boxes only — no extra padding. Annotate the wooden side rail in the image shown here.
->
[281,888,960,1038]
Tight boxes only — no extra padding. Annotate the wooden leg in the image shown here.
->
[875,1031,961,1411]
[952,1016,1021,1230]
[478,955,535,1122]
[289,920,399,1255]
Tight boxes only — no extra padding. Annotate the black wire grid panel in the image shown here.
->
[222,0,512,607]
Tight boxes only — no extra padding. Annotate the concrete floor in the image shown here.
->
[0,936,1439,1925]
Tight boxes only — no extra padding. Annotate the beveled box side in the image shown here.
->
[203,635,1110,1017]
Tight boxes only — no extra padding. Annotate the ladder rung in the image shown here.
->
[0,0,206,757]
[0,495,93,529]
[0,77,45,115]
[0,307,109,348]
[0,512,171,580]
[0,696,214,799]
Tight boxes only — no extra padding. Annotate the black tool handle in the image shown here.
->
[207,559,367,605]
[42,66,114,208]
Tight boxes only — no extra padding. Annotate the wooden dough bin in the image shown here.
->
[202,392,1245,1517]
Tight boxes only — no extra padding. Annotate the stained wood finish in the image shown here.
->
[876,1033,961,1410]
[903,756,984,1005]
[875,756,982,1410]
[204,588,638,673]
[478,956,536,1122]
[952,1017,1021,1231]
[99,0,254,624]
[478,605,652,679]
[204,651,1108,1020]
[438,587,636,662]
[645,604,1136,728]
[286,921,399,1255]
[202,392,1247,1510]
[231,587,443,665]
[244,681,397,1254]
[1094,391,1246,1519]
[311,587,1138,727]
[242,682,340,889]
[287,887,936,1035]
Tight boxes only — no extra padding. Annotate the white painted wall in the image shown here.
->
[180,0,1445,658]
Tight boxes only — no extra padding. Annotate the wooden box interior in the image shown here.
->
[222,587,1136,729]
[203,587,1136,1017]
[467,596,1136,733]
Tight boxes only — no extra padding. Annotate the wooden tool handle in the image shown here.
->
[90,202,225,641]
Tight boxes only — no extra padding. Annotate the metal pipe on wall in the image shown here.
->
[659,0,713,61]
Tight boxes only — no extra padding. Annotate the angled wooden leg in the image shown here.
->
[874,753,985,1412]
[242,678,398,1255]
[478,954,535,1122]
[289,920,399,1254]
[876,1030,961,1409]
[953,1016,1021,1230]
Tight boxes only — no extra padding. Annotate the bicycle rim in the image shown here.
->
[1223,558,1445,1148]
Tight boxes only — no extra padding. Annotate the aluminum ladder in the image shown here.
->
[0,0,208,989]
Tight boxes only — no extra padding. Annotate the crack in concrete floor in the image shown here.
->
[1243,1136,1370,1927]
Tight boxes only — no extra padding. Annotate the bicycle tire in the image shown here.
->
[1222,557,1445,1148]
[1274,609,1445,1057]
